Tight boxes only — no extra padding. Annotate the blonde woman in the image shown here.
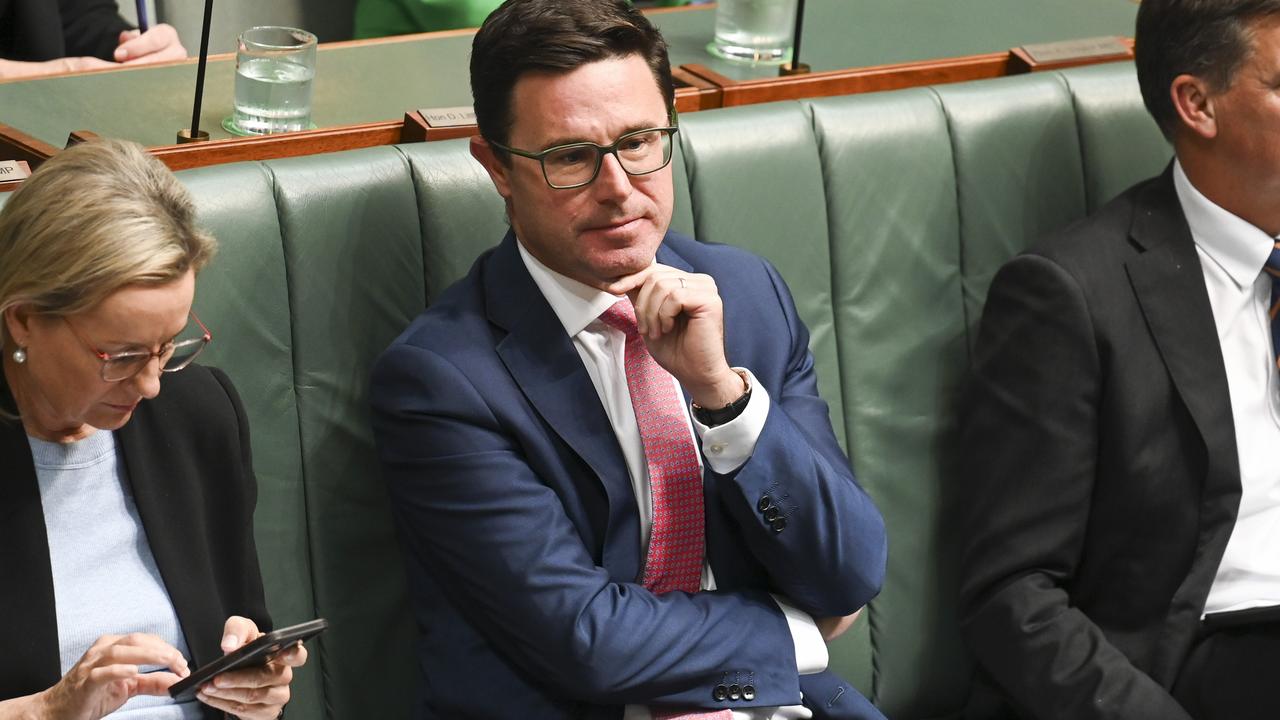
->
[0,140,304,720]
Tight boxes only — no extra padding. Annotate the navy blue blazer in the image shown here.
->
[371,232,887,719]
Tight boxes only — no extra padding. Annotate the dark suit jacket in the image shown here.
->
[0,0,130,62]
[0,364,271,717]
[958,166,1239,720]
[371,231,887,720]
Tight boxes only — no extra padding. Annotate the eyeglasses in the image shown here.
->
[489,126,679,190]
[61,312,212,383]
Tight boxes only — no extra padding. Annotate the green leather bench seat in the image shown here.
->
[0,61,1172,719]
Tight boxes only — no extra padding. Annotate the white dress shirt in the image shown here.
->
[1173,161,1280,615]
[518,242,826,719]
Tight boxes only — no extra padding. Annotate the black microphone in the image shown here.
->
[178,0,214,143]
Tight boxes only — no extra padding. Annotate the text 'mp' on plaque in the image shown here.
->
[0,160,32,180]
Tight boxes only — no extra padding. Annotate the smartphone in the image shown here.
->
[1202,605,1280,632]
[169,618,328,701]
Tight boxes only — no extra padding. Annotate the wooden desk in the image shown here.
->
[0,0,1138,172]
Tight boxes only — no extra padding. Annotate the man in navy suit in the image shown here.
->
[371,2,886,717]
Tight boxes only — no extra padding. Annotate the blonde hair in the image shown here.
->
[0,139,216,347]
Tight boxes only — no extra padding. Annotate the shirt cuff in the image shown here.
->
[771,594,828,675]
[691,367,770,474]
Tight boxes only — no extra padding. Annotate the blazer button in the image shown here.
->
[728,684,742,701]
[742,684,756,701]
[763,506,780,521]
[771,517,787,533]
[713,684,729,701]
[757,495,773,512]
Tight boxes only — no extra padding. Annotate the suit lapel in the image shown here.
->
[1124,169,1242,661]
[1124,171,1239,486]
[486,234,641,581]
[117,395,224,666]
[0,376,61,696]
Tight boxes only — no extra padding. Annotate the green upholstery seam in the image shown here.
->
[263,159,332,720]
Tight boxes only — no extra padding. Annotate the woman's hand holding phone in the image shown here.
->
[194,615,309,720]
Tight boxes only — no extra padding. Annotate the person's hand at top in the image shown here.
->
[0,23,185,80]
[114,24,187,64]
[0,56,114,79]
[195,615,308,720]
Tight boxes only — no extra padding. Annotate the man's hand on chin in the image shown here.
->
[603,263,746,409]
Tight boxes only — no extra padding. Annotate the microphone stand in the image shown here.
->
[177,0,214,143]
[780,0,810,76]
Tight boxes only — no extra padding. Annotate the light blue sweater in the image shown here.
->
[29,431,201,719]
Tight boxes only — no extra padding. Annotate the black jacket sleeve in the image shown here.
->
[60,0,132,61]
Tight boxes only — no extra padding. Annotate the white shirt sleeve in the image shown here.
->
[691,368,770,474]
[771,594,829,675]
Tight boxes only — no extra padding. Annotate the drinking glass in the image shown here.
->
[709,0,799,64]
[227,26,317,135]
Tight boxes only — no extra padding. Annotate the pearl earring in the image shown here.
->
[12,347,26,364]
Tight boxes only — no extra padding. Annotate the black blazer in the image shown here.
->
[0,364,270,717]
[958,166,1240,720]
[0,0,130,62]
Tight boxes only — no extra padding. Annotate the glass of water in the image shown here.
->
[708,0,798,65]
[227,26,317,136]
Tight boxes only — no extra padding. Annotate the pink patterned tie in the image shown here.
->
[599,298,706,594]
[598,299,731,720]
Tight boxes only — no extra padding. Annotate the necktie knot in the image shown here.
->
[599,299,639,336]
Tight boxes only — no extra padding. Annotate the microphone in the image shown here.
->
[177,0,214,143]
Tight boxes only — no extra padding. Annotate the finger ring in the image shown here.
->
[679,277,686,289]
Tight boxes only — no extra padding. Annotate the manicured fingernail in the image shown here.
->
[221,634,237,650]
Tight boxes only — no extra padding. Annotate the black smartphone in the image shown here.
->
[169,618,328,701]
[1202,605,1280,632]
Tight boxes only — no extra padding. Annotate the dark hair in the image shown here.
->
[470,0,675,152]
[1136,0,1280,138]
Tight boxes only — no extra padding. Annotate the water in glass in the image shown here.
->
[711,0,798,64]
[233,57,314,134]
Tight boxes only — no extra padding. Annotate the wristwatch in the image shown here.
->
[692,369,752,427]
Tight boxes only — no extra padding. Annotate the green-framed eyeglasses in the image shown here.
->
[489,125,680,190]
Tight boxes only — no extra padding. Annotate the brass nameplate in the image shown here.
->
[0,160,31,180]
[1020,36,1129,64]
[419,106,477,128]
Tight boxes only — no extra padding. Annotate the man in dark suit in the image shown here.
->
[959,1,1280,719]
[370,1,887,718]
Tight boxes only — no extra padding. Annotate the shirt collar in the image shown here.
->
[517,240,625,337]
[1173,159,1276,289]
